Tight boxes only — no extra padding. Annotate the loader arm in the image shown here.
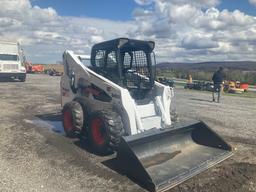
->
[61,51,138,135]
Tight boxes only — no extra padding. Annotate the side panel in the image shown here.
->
[60,75,75,107]
[61,51,138,135]
[0,41,18,54]
[120,89,137,135]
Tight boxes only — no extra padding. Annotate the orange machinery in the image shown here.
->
[25,62,45,73]
[224,80,249,93]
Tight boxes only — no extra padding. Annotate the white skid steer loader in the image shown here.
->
[61,38,232,192]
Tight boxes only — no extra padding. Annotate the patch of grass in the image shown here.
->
[174,82,187,87]
[223,91,256,98]
[180,86,256,98]
[43,64,64,73]
[182,88,212,94]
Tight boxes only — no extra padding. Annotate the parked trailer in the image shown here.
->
[0,41,26,81]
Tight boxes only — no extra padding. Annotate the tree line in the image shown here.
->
[156,68,256,84]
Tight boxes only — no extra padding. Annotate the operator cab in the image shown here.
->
[91,38,156,99]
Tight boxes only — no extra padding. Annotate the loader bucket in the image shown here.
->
[117,120,232,192]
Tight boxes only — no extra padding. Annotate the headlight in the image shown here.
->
[20,66,26,72]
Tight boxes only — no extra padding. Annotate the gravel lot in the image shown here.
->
[0,74,255,192]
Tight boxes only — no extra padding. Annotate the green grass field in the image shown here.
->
[223,91,256,98]
[170,79,256,98]
[180,86,256,98]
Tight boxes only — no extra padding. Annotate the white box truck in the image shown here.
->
[0,41,26,81]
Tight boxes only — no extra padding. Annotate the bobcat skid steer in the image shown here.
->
[60,38,232,192]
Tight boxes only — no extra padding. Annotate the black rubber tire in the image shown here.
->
[74,98,91,131]
[62,101,84,137]
[19,74,26,82]
[87,110,124,154]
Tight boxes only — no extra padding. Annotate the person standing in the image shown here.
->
[212,67,225,103]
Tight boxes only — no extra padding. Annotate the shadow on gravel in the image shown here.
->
[0,79,21,82]
[73,139,94,153]
[73,139,114,157]
[102,158,147,190]
[36,113,62,121]
[190,98,213,103]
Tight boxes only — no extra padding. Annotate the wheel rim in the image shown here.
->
[91,117,106,146]
[63,109,73,132]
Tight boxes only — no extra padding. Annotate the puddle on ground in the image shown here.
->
[24,119,64,135]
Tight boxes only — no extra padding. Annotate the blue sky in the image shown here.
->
[219,0,256,16]
[1,0,256,63]
[32,0,256,20]
[31,0,141,20]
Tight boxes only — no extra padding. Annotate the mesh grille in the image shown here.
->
[95,50,105,67]
[94,50,120,83]
[123,51,152,90]
[93,49,154,92]
[3,64,19,70]
[95,50,117,68]
[107,51,117,68]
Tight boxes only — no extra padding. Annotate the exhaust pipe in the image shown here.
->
[116,120,233,192]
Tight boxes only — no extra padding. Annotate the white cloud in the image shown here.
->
[131,0,256,62]
[0,0,134,63]
[134,0,154,5]
[0,0,255,63]
[90,35,104,44]
[135,0,220,8]
[181,35,219,49]
[249,0,256,6]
